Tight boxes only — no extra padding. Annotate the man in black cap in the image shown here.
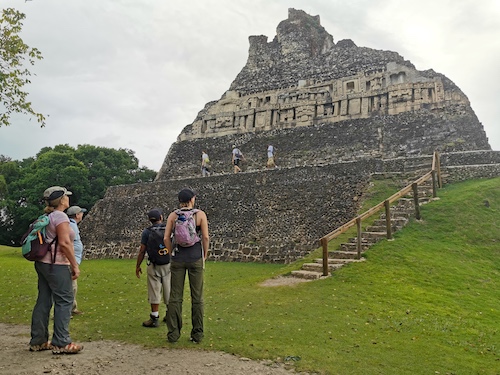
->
[135,208,171,327]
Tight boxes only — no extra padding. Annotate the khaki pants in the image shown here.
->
[147,263,171,307]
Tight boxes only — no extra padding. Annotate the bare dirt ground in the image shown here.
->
[0,323,309,375]
[1,315,311,375]
[259,276,313,287]
[1,277,313,375]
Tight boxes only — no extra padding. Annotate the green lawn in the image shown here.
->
[0,177,499,374]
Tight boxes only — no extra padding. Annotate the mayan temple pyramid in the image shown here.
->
[156,8,489,180]
[81,9,492,263]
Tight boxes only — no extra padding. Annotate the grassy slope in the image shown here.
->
[0,178,498,374]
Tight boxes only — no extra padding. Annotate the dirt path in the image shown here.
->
[0,323,310,375]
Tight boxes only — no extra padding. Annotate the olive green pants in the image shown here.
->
[166,258,204,343]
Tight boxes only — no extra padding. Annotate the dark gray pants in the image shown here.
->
[30,262,73,347]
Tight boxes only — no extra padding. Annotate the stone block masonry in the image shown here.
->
[158,108,489,181]
[81,161,374,263]
[81,151,500,263]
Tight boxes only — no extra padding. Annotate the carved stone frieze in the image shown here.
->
[179,64,457,141]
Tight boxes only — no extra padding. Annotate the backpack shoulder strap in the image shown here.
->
[176,208,198,215]
[46,212,58,264]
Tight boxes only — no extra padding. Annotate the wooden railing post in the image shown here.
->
[431,170,437,198]
[356,217,362,260]
[384,199,392,240]
[412,183,421,220]
[435,152,442,188]
[321,238,329,276]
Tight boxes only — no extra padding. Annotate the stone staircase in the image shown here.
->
[290,175,435,280]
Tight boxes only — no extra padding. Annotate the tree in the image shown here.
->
[73,145,156,206]
[0,8,45,127]
[0,144,157,245]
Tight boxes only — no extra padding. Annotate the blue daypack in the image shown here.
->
[20,214,57,262]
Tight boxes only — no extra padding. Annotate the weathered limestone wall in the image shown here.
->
[81,161,376,262]
[440,151,500,183]
[82,151,500,263]
[157,110,489,181]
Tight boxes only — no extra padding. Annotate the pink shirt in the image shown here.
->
[39,210,75,265]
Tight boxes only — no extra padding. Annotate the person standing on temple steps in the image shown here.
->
[201,150,211,177]
[232,145,244,173]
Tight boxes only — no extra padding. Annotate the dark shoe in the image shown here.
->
[167,331,180,343]
[189,337,202,344]
[142,314,159,328]
[71,310,83,316]
[162,315,167,323]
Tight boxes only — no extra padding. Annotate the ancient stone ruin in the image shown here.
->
[81,9,493,263]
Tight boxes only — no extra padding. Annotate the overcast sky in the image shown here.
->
[1,0,499,171]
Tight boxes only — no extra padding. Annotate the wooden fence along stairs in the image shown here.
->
[290,152,442,280]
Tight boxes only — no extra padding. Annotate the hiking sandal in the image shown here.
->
[52,342,83,354]
[29,341,52,351]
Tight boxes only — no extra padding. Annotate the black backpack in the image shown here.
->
[145,224,170,265]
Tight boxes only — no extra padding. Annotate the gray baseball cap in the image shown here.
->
[43,186,72,201]
[67,206,87,216]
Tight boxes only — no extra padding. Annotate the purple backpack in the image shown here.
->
[173,209,200,247]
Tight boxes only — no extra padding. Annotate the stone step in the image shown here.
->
[380,210,412,220]
[302,262,344,272]
[365,225,401,233]
[418,197,433,205]
[391,191,433,206]
[290,270,324,279]
[341,241,378,251]
[329,249,364,259]
[340,238,378,251]
[360,231,387,241]
[314,258,366,264]
[394,199,414,209]
[391,201,414,209]
[372,218,408,228]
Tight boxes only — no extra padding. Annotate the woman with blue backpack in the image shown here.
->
[163,188,209,344]
[29,186,83,354]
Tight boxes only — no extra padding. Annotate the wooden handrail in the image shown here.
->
[320,170,432,243]
[319,152,441,276]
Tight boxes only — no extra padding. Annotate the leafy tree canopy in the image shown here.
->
[0,8,45,127]
[0,144,157,245]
